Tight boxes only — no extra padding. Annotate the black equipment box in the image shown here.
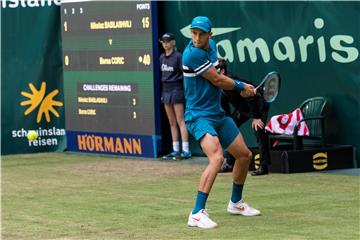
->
[249,145,355,173]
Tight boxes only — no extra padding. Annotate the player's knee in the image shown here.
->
[210,154,223,170]
[237,148,252,165]
[215,156,224,170]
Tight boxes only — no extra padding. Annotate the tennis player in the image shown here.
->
[183,16,261,229]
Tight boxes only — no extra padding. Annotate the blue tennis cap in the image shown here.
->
[190,16,212,32]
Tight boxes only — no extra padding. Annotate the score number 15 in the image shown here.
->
[142,17,150,28]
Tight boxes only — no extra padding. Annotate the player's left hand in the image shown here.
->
[252,118,265,131]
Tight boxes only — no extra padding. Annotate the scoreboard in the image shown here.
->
[61,1,161,157]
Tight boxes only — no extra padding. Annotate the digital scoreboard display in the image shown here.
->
[61,1,160,157]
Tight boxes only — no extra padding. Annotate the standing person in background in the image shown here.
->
[182,16,261,229]
[159,32,192,160]
[218,59,271,176]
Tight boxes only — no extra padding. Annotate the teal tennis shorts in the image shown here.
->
[186,115,240,149]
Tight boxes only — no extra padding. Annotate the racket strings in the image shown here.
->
[263,77,279,102]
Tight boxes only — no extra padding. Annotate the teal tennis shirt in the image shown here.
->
[182,40,224,122]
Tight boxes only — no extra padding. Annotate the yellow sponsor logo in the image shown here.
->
[254,153,260,169]
[20,82,63,123]
[313,152,328,170]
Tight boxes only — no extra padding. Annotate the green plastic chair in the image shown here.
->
[269,97,328,150]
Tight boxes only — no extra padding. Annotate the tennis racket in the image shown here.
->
[255,71,281,103]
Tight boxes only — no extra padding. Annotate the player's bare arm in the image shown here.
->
[202,67,255,96]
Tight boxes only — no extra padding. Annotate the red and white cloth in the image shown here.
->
[265,108,310,136]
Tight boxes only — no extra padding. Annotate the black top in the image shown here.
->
[222,76,269,119]
[159,50,183,85]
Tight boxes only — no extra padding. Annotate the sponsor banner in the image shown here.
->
[160,1,360,162]
[9,127,66,152]
[0,0,61,9]
[66,131,157,158]
[1,4,65,154]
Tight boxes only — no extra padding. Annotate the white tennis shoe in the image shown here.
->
[187,209,218,229]
[227,199,261,216]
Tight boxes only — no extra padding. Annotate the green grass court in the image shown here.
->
[2,153,359,239]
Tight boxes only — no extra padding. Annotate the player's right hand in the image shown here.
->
[240,83,255,97]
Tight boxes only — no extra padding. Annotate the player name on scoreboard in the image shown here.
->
[90,20,132,29]
[78,97,108,104]
[99,57,125,65]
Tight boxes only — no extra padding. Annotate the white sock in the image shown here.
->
[182,141,189,153]
[173,141,180,152]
